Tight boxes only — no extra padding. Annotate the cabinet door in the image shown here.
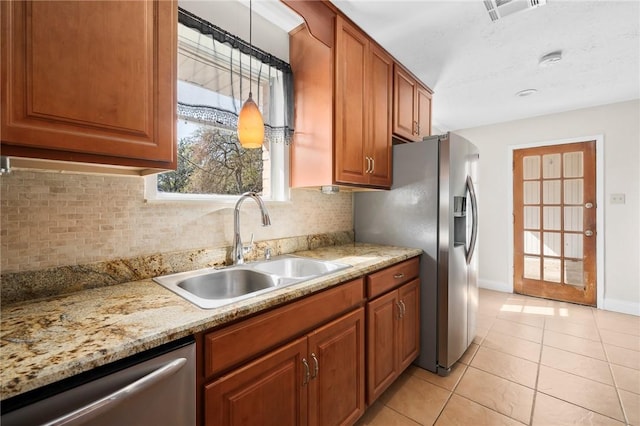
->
[393,65,418,142]
[308,307,365,426]
[366,291,399,404]
[368,43,393,188]
[416,86,432,140]
[204,337,308,426]
[289,22,334,188]
[1,0,176,169]
[334,16,369,185]
[398,279,420,371]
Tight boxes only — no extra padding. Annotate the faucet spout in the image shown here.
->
[233,192,271,265]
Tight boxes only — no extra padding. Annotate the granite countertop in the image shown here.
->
[0,243,422,401]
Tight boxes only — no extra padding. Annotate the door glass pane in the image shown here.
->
[524,231,540,255]
[543,232,561,256]
[523,156,540,179]
[524,182,540,204]
[524,256,540,279]
[524,206,540,229]
[564,207,583,232]
[565,260,584,286]
[543,206,561,230]
[564,179,584,204]
[563,152,583,178]
[564,233,583,259]
[544,258,561,283]
[542,154,561,178]
[543,180,561,204]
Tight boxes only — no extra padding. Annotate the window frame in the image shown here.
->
[144,142,290,203]
[144,7,292,204]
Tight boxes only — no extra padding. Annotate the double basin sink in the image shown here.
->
[153,255,351,309]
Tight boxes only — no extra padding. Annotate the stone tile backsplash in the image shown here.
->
[0,231,355,305]
[1,170,353,273]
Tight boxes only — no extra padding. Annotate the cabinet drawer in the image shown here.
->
[366,257,419,298]
[204,278,364,378]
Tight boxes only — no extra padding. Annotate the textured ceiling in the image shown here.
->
[237,0,639,132]
[329,0,640,131]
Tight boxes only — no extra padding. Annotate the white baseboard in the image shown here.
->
[477,279,639,316]
[478,279,512,294]
[602,298,640,316]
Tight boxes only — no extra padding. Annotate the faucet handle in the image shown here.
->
[265,247,272,260]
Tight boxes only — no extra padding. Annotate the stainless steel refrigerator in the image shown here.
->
[354,132,479,375]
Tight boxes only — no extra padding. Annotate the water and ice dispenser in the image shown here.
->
[453,195,467,247]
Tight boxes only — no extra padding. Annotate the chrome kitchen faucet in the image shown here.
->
[233,192,271,265]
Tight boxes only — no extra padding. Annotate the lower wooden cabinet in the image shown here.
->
[204,308,365,426]
[198,256,422,425]
[398,280,420,371]
[367,290,400,400]
[204,337,307,426]
[366,279,420,404]
[308,308,366,426]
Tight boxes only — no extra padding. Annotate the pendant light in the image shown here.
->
[237,0,264,149]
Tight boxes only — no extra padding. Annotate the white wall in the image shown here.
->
[456,99,640,315]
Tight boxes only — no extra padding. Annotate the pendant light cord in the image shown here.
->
[249,0,253,97]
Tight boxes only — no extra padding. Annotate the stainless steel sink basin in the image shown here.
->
[153,255,351,309]
[252,256,348,278]
[177,269,278,300]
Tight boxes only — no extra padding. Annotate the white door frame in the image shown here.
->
[507,134,605,308]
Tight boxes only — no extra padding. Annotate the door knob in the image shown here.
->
[585,202,594,209]
[585,230,594,237]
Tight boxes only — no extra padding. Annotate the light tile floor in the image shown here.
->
[356,289,640,425]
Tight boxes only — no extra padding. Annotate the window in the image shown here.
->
[146,8,294,202]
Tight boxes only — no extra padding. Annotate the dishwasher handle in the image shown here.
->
[46,358,188,426]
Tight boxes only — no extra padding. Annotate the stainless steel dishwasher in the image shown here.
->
[1,336,196,426]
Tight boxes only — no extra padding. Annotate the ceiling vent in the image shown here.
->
[483,0,547,22]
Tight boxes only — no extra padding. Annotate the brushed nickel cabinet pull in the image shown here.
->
[399,300,406,318]
[393,273,404,279]
[302,358,310,386]
[311,353,319,379]
[396,301,402,319]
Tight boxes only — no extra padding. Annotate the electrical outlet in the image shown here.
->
[610,193,626,204]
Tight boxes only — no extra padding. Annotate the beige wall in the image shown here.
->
[457,99,640,315]
[0,171,353,273]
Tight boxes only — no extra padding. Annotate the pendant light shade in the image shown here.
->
[237,0,264,149]
[238,92,264,149]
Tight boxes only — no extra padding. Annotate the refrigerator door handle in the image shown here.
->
[466,175,478,265]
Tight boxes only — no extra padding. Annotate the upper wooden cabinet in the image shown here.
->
[0,0,177,172]
[334,16,393,188]
[393,64,432,142]
[289,7,393,190]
